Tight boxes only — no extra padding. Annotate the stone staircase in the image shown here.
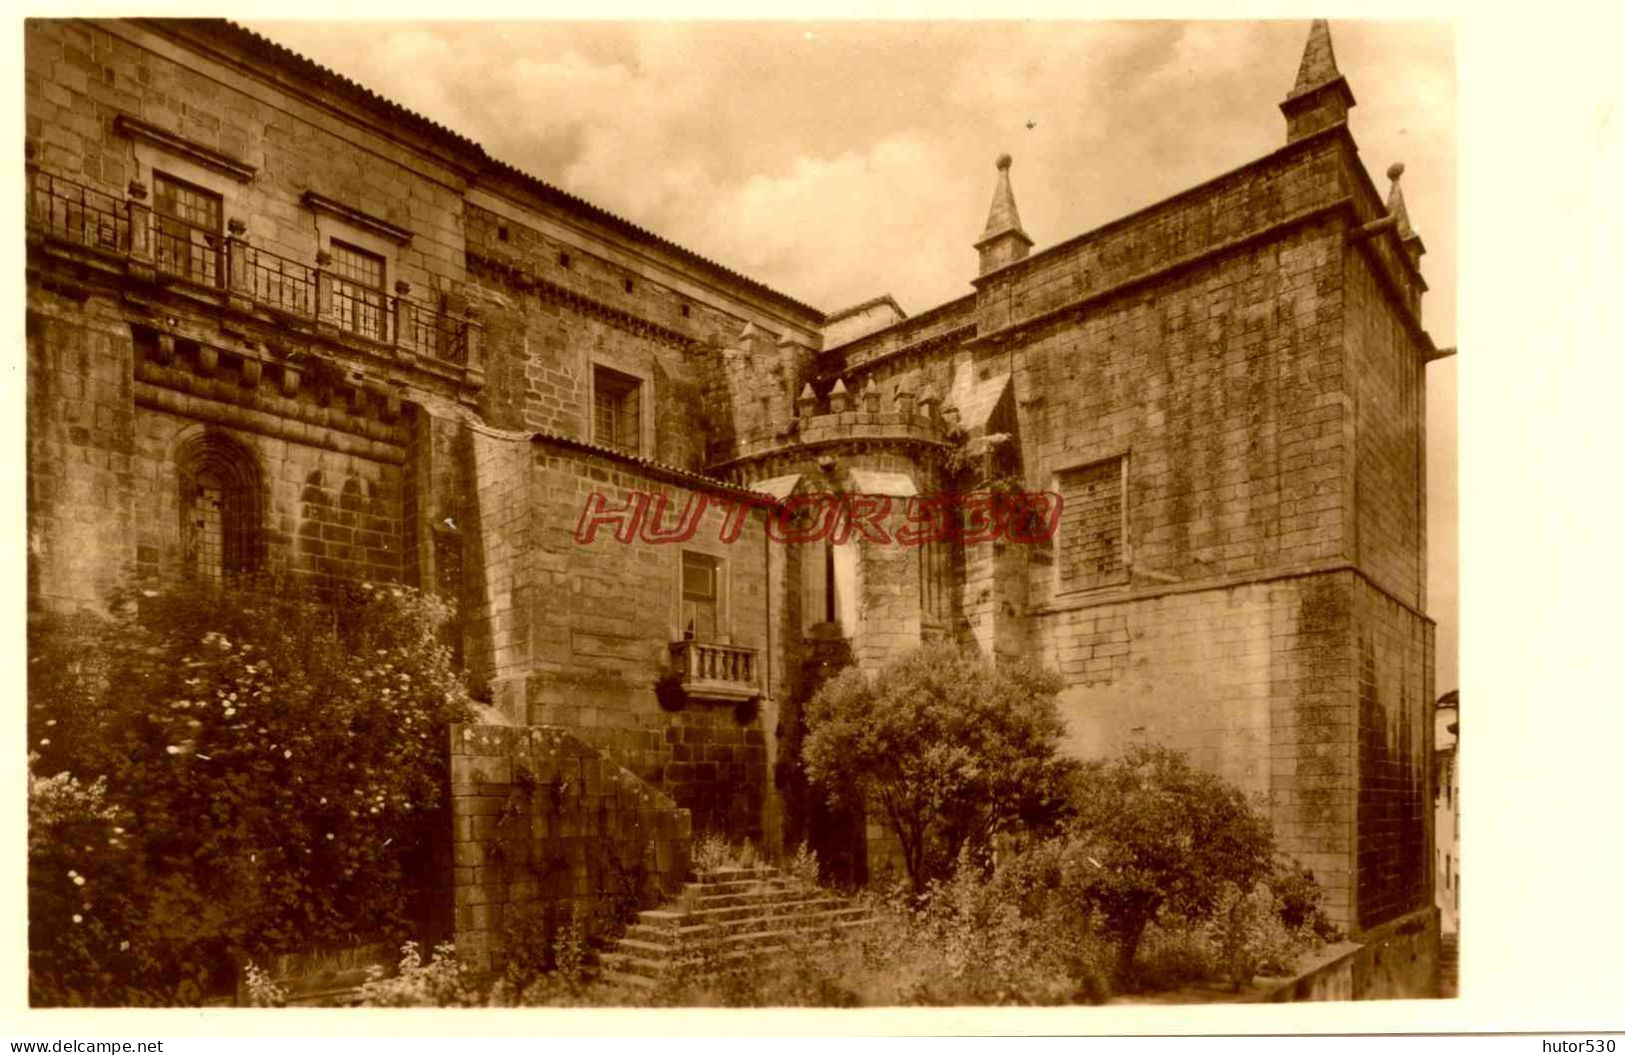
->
[598,864,872,990]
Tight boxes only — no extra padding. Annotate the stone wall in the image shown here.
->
[464,201,819,469]
[26,290,416,610]
[1261,906,1440,1001]
[1035,573,1359,924]
[26,298,139,612]
[460,425,782,845]
[1347,246,1427,610]
[1353,576,1434,930]
[445,723,692,973]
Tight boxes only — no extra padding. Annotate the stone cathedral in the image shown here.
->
[25,18,1449,956]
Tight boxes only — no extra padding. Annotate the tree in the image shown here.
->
[1067,744,1276,988]
[801,642,1075,894]
[27,576,472,1005]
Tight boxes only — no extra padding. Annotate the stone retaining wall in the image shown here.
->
[445,722,692,972]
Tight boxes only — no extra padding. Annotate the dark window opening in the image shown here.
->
[682,551,721,642]
[497,224,509,242]
[824,542,837,624]
[920,538,949,623]
[624,278,635,293]
[558,251,571,269]
[681,304,691,318]
[592,365,642,455]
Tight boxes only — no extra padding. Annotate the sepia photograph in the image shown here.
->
[19,13,1470,1019]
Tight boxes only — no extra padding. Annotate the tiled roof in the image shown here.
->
[181,20,826,322]
[528,427,781,505]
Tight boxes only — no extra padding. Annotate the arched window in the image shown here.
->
[176,431,263,583]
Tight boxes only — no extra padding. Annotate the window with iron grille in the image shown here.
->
[592,365,642,455]
[1056,455,1127,592]
[187,469,225,584]
[178,433,262,584]
[681,551,721,642]
[153,172,221,287]
[330,240,386,340]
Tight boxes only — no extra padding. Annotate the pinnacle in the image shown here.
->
[1290,19,1341,96]
[977,152,1032,248]
[1385,162,1418,242]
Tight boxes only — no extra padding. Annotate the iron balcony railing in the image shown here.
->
[28,167,476,370]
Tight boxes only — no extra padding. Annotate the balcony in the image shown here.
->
[26,167,479,376]
[668,639,760,704]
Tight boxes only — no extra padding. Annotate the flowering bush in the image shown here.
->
[26,577,472,1005]
[355,942,483,1008]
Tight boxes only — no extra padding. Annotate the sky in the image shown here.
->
[242,18,1458,692]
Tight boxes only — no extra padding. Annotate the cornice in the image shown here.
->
[113,113,257,182]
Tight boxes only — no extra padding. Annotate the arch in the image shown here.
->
[174,428,265,583]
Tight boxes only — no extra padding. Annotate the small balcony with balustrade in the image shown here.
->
[667,639,761,705]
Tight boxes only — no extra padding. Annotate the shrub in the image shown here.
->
[240,962,287,1008]
[690,832,732,873]
[26,577,472,1005]
[1269,857,1343,943]
[802,643,1077,893]
[786,840,820,887]
[355,942,483,1008]
[1134,919,1219,992]
[1210,881,1290,989]
[1067,744,1277,989]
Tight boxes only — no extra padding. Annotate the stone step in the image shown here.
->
[626,904,872,944]
[683,887,821,911]
[599,917,874,980]
[637,895,854,930]
[682,876,806,897]
[689,866,783,884]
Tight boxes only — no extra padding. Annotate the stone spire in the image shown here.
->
[975,153,1034,277]
[1280,19,1356,143]
[1385,162,1426,269]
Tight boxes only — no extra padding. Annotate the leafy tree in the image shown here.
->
[26,576,472,1005]
[802,642,1075,893]
[1067,744,1276,988]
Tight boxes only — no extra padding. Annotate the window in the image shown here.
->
[177,431,262,583]
[187,468,225,583]
[681,551,721,642]
[153,172,222,287]
[920,538,950,624]
[593,365,642,455]
[330,239,386,341]
[1056,455,1127,592]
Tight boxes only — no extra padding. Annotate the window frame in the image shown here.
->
[175,430,264,585]
[328,237,388,342]
[1051,451,1130,597]
[590,361,652,457]
[678,549,727,643]
[152,169,224,288]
